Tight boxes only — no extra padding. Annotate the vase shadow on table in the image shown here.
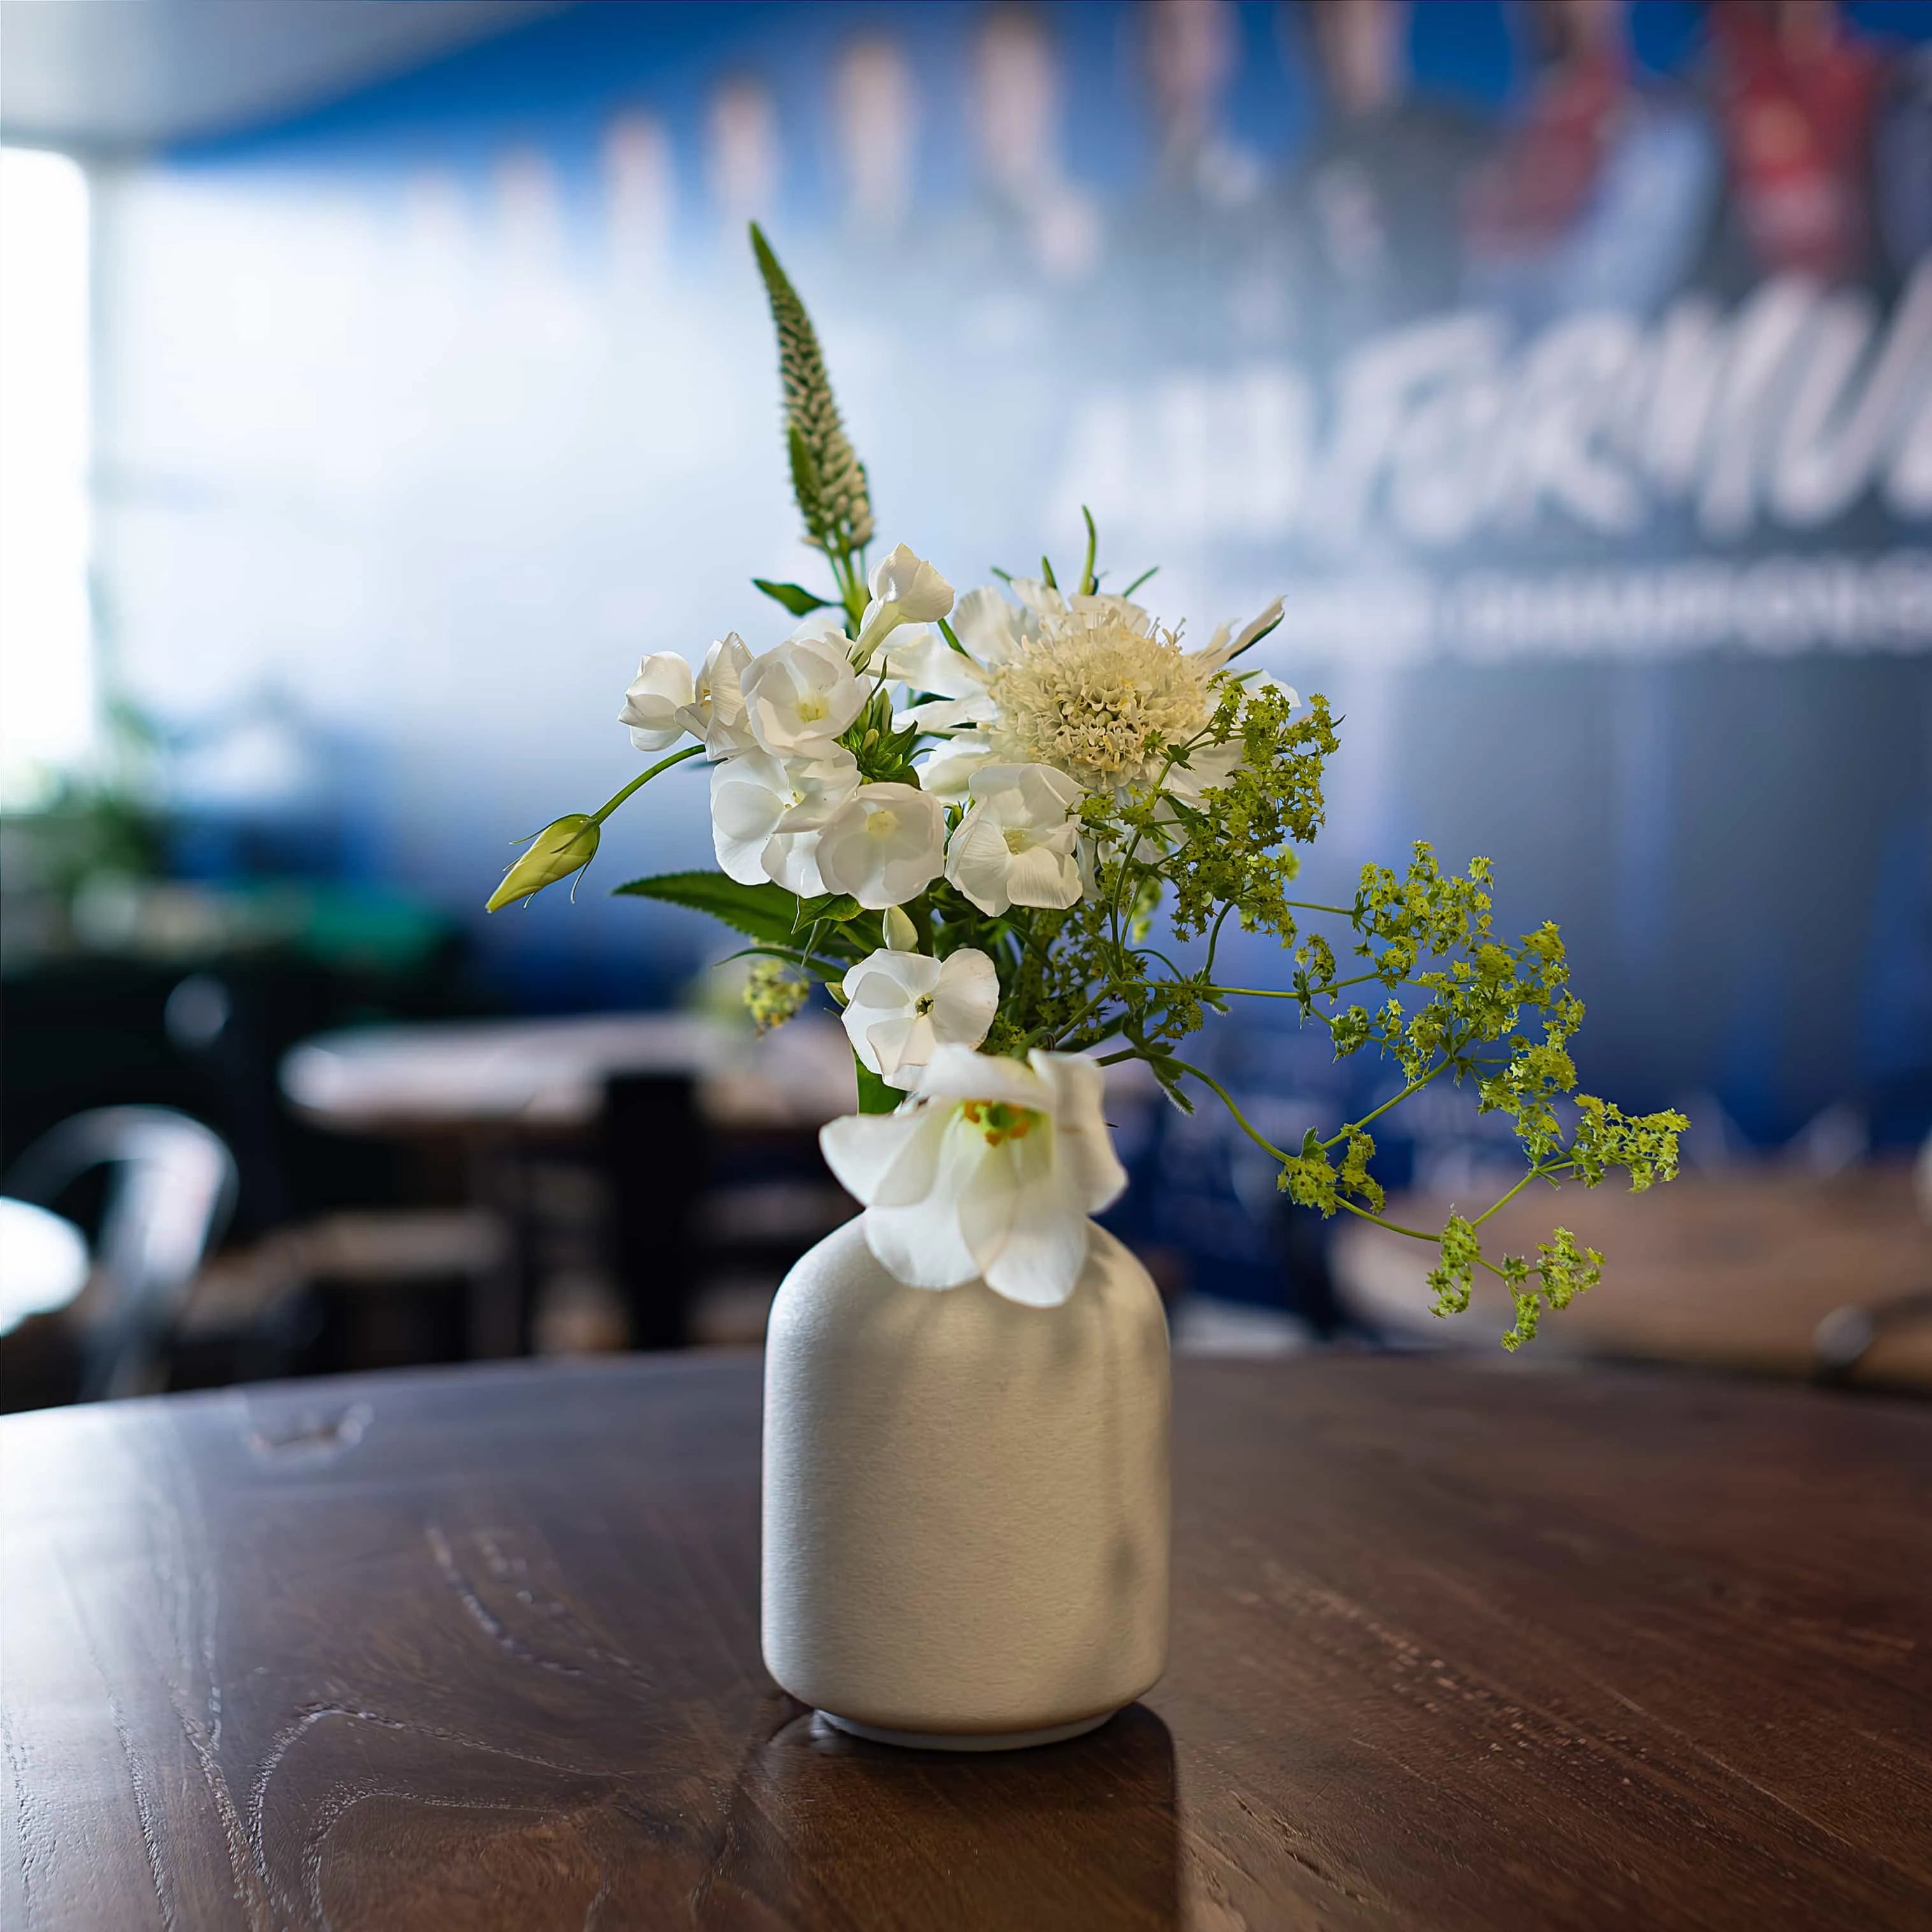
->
[696,1700,1181,1929]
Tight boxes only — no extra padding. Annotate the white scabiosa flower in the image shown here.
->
[1199,596,1285,669]
[855,543,954,662]
[814,781,948,909]
[986,606,1219,794]
[620,652,697,752]
[906,580,1287,804]
[839,946,999,1089]
[944,763,1084,914]
[819,1046,1128,1305]
[710,748,859,897]
[742,632,867,761]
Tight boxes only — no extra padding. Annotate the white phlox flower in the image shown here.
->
[620,636,763,757]
[710,748,859,897]
[813,781,948,909]
[917,732,998,802]
[839,946,999,1089]
[742,631,867,761]
[819,1046,1128,1306]
[855,543,954,662]
[620,651,696,752]
[944,762,1084,915]
[679,633,758,757]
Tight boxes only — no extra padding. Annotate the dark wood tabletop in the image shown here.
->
[3,1353,1928,1931]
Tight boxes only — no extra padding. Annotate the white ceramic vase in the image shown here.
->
[762,1214,1170,1751]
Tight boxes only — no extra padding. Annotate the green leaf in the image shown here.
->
[795,893,862,928]
[613,870,807,948]
[753,578,835,616]
[854,1059,900,1116]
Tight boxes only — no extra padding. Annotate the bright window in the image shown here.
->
[1,146,92,804]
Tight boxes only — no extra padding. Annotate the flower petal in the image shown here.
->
[950,585,1026,667]
[1032,1051,1128,1211]
[819,1107,948,1209]
[930,949,1000,1047]
[981,1163,1092,1307]
[863,1197,979,1289]
[942,806,1016,916]
[1002,842,1083,910]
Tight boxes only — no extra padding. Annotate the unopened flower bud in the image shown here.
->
[487,814,599,911]
[881,904,920,952]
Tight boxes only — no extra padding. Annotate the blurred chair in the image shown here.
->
[4,1107,238,1400]
[600,1073,706,1349]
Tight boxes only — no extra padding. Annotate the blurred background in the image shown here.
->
[3,0,1929,1405]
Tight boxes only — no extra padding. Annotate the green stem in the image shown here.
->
[1470,1167,1539,1228]
[1044,984,1117,1049]
[1168,1058,1291,1165]
[1323,1058,1453,1149]
[1470,1158,1577,1227]
[1330,1197,1512,1281]
[590,744,706,825]
[1197,972,1384,1004]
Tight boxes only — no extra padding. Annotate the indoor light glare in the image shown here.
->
[0,145,93,804]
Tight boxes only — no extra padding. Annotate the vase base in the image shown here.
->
[813,1709,1116,1752]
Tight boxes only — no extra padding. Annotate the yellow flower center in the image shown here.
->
[960,1099,1042,1146]
[1002,827,1033,855]
[865,809,900,839]
[988,608,1216,793]
[795,693,827,723]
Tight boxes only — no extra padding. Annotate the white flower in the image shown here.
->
[679,633,758,757]
[710,748,859,897]
[855,543,953,662]
[904,581,1288,804]
[620,652,696,752]
[619,637,764,757]
[814,781,948,909]
[883,581,1027,735]
[944,763,1084,914]
[820,1046,1128,1305]
[742,632,867,761]
[840,946,999,1089]
[917,732,998,802]
[1200,596,1284,669]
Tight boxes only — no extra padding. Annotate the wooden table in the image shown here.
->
[4,1356,1928,1930]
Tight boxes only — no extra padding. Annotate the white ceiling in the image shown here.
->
[0,1,563,153]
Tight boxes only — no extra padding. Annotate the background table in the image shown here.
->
[4,1356,1928,1930]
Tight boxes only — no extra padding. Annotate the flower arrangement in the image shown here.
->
[494,227,1686,1344]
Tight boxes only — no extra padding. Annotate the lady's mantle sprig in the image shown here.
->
[493,228,1686,1331]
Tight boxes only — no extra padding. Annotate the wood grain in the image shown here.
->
[2,1355,1927,1930]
